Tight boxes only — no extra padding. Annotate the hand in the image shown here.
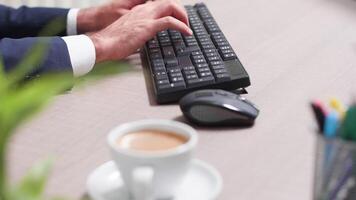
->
[77,0,147,34]
[88,0,192,62]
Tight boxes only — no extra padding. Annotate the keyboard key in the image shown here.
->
[192,51,203,56]
[199,71,213,77]
[219,45,232,51]
[213,69,228,74]
[162,46,175,58]
[207,56,222,63]
[158,82,186,93]
[155,71,167,76]
[156,79,170,85]
[215,73,231,82]
[169,72,183,79]
[165,58,178,68]
[168,67,181,74]
[149,48,160,54]
[213,38,227,44]
[161,41,172,47]
[155,74,169,81]
[211,64,226,71]
[186,41,199,47]
[198,37,211,43]
[148,43,159,49]
[183,69,197,76]
[176,46,200,56]
[173,41,186,50]
[171,35,184,42]
[196,63,209,69]
[216,41,229,47]
[152,59,164,67]
[157,30,169,37]
[159,36,170,42]
[149,52,162,60]
[221,52,237,61]
[197,67,211,73]
[185,74,198,80]
[168,29,180,35]
[177,55,194,67]
[192,55,205,60]
[209,60,224,66]
[205,52,220,57]
[183,66,195,71]
[192,58,206,65]
[201,44,215,49]
[152,66,166,73]
[203,49,217,54]
[171,77,184,83]
[220,49,234,54]
[187,76,215,88]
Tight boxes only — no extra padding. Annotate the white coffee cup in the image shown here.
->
[107,119,198,200]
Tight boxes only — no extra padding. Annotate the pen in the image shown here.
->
[311,100,328,133]
[339,105,356,141]
[329,156,353,200]
[324,111,340,138]
[330,98,346,118]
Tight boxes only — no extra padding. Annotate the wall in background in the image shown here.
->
[0,0,105,7]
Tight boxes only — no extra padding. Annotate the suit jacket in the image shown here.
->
[0,5,73,75]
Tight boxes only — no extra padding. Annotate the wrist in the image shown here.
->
[87,33,106,63]
[77,5,120,34]
[77,7,101,34]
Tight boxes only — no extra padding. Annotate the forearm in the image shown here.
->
[76,5,121,34]
[0,5,69,38]
[0,37,73,76]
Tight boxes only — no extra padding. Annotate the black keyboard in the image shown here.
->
[143,3,250,104]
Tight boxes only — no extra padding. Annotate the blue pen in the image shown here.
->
[323,110,341,187]
[324,111,340,138]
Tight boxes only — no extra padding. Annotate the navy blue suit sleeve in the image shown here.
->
[0,5,69,38]
[0,37,73,76]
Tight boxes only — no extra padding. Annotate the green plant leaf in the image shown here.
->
[6,42,49,88]
[6,18,66,88]
[81,61,131,80]
[0,16,131,198]
[0,73,74,137]
[7,158,53,200]
[0,55,8,93]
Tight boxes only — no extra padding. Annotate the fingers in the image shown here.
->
[153,16,192,36]
[154,0,189,27]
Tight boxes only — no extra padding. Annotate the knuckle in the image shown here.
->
[167,0,176,9]
[164,16,174,24]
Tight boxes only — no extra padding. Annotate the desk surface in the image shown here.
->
[8,0,356,199]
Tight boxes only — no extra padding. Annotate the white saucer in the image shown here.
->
[87,159,223,200]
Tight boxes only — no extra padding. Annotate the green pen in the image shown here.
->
[339,104,356,141]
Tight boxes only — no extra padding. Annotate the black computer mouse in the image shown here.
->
[179,89,259,126]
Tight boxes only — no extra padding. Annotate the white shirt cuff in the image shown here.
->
[67,8,80,35]
[62,35,96,77]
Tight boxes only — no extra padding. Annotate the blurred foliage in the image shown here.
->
[0,19,130,200]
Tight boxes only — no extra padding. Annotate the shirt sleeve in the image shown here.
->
[0,5,69,38]
[62,35,96,77]
[66,8,79,36]
[0,37,73,75]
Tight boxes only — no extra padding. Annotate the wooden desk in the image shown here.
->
[8,0,356,199]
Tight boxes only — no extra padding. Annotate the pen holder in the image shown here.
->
[314,135,356,200]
